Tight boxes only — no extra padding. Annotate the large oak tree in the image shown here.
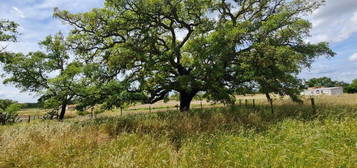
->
[54,0,334,111]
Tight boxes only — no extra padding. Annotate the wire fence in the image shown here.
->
[15,98,319,123]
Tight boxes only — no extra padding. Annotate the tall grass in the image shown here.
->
[1,97,357,167]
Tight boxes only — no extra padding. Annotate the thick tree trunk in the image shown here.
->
[179,91,195,112]
[59,102,67,120]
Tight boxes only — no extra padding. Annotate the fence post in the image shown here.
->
[310,98,316,114]
[245,99,248,107]
[149,106,151,113]
[200,101,203,110]
[176,104,179,111]
[120,107,123,116]
[28,116,31,123]
[167,106,169,112]
[239,99,242,106]
[253,99,255,108]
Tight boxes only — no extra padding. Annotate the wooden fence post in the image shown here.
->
[253,99,255,108]
[311,98,316,114]
[200,101,203,110]
[28,116,31,123]
[245,99,248,107]
[120,107,123,116]
[149,106,151,113]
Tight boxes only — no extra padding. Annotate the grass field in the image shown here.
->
[1,94,357,167]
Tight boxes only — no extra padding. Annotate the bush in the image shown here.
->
[42,108,60,120]
[0,103,21,125]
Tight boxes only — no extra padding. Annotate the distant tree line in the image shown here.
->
[21,102,43,109]
[305,77,357,93]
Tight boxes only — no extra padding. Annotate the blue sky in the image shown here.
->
[0,0,357,102]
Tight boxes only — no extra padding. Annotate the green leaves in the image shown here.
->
[75,80,145,111]
[0,20,18,42]
[0,99,21,125]
[0,33,85,119]
[52,0,334,109]
[306,77,347,88]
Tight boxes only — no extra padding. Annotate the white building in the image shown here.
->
[302,87,344,96]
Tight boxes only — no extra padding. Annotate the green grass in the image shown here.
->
[1,98,357,167]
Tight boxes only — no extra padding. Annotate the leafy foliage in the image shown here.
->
[0,99,21,125]
[345,79,357,93]
[305,77,347,88]
[54,0,334,111]
[0,33,82,120]
[75,80,146,111]
[0,20,18,51]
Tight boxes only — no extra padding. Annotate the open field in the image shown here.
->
[16,94,357,120]
[1,94,357,167]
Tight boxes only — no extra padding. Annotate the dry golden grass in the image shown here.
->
[1,94,357,167]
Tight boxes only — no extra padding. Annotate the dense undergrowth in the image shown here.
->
[1,103,357,168]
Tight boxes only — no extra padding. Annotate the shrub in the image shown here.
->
[0,101,21,125]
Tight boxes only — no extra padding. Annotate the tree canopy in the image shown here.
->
[53,0,334,111]
[0,33,82,120]
[345,79,357,94]
[0,20,18,51]
[305,77,347,88]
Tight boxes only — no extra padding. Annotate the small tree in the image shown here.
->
[0,99,22,125]
[0,33,82,120]
[345,79,357,94]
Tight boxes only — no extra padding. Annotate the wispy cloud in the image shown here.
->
[349,53,357,61]
[12,7,25,18]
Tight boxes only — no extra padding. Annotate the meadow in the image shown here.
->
[1,94,357,168]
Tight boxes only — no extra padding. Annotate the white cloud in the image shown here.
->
[309,0,357,43]
[12,7,25,18]
[349,53,357,61]
[0,79,38,102]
